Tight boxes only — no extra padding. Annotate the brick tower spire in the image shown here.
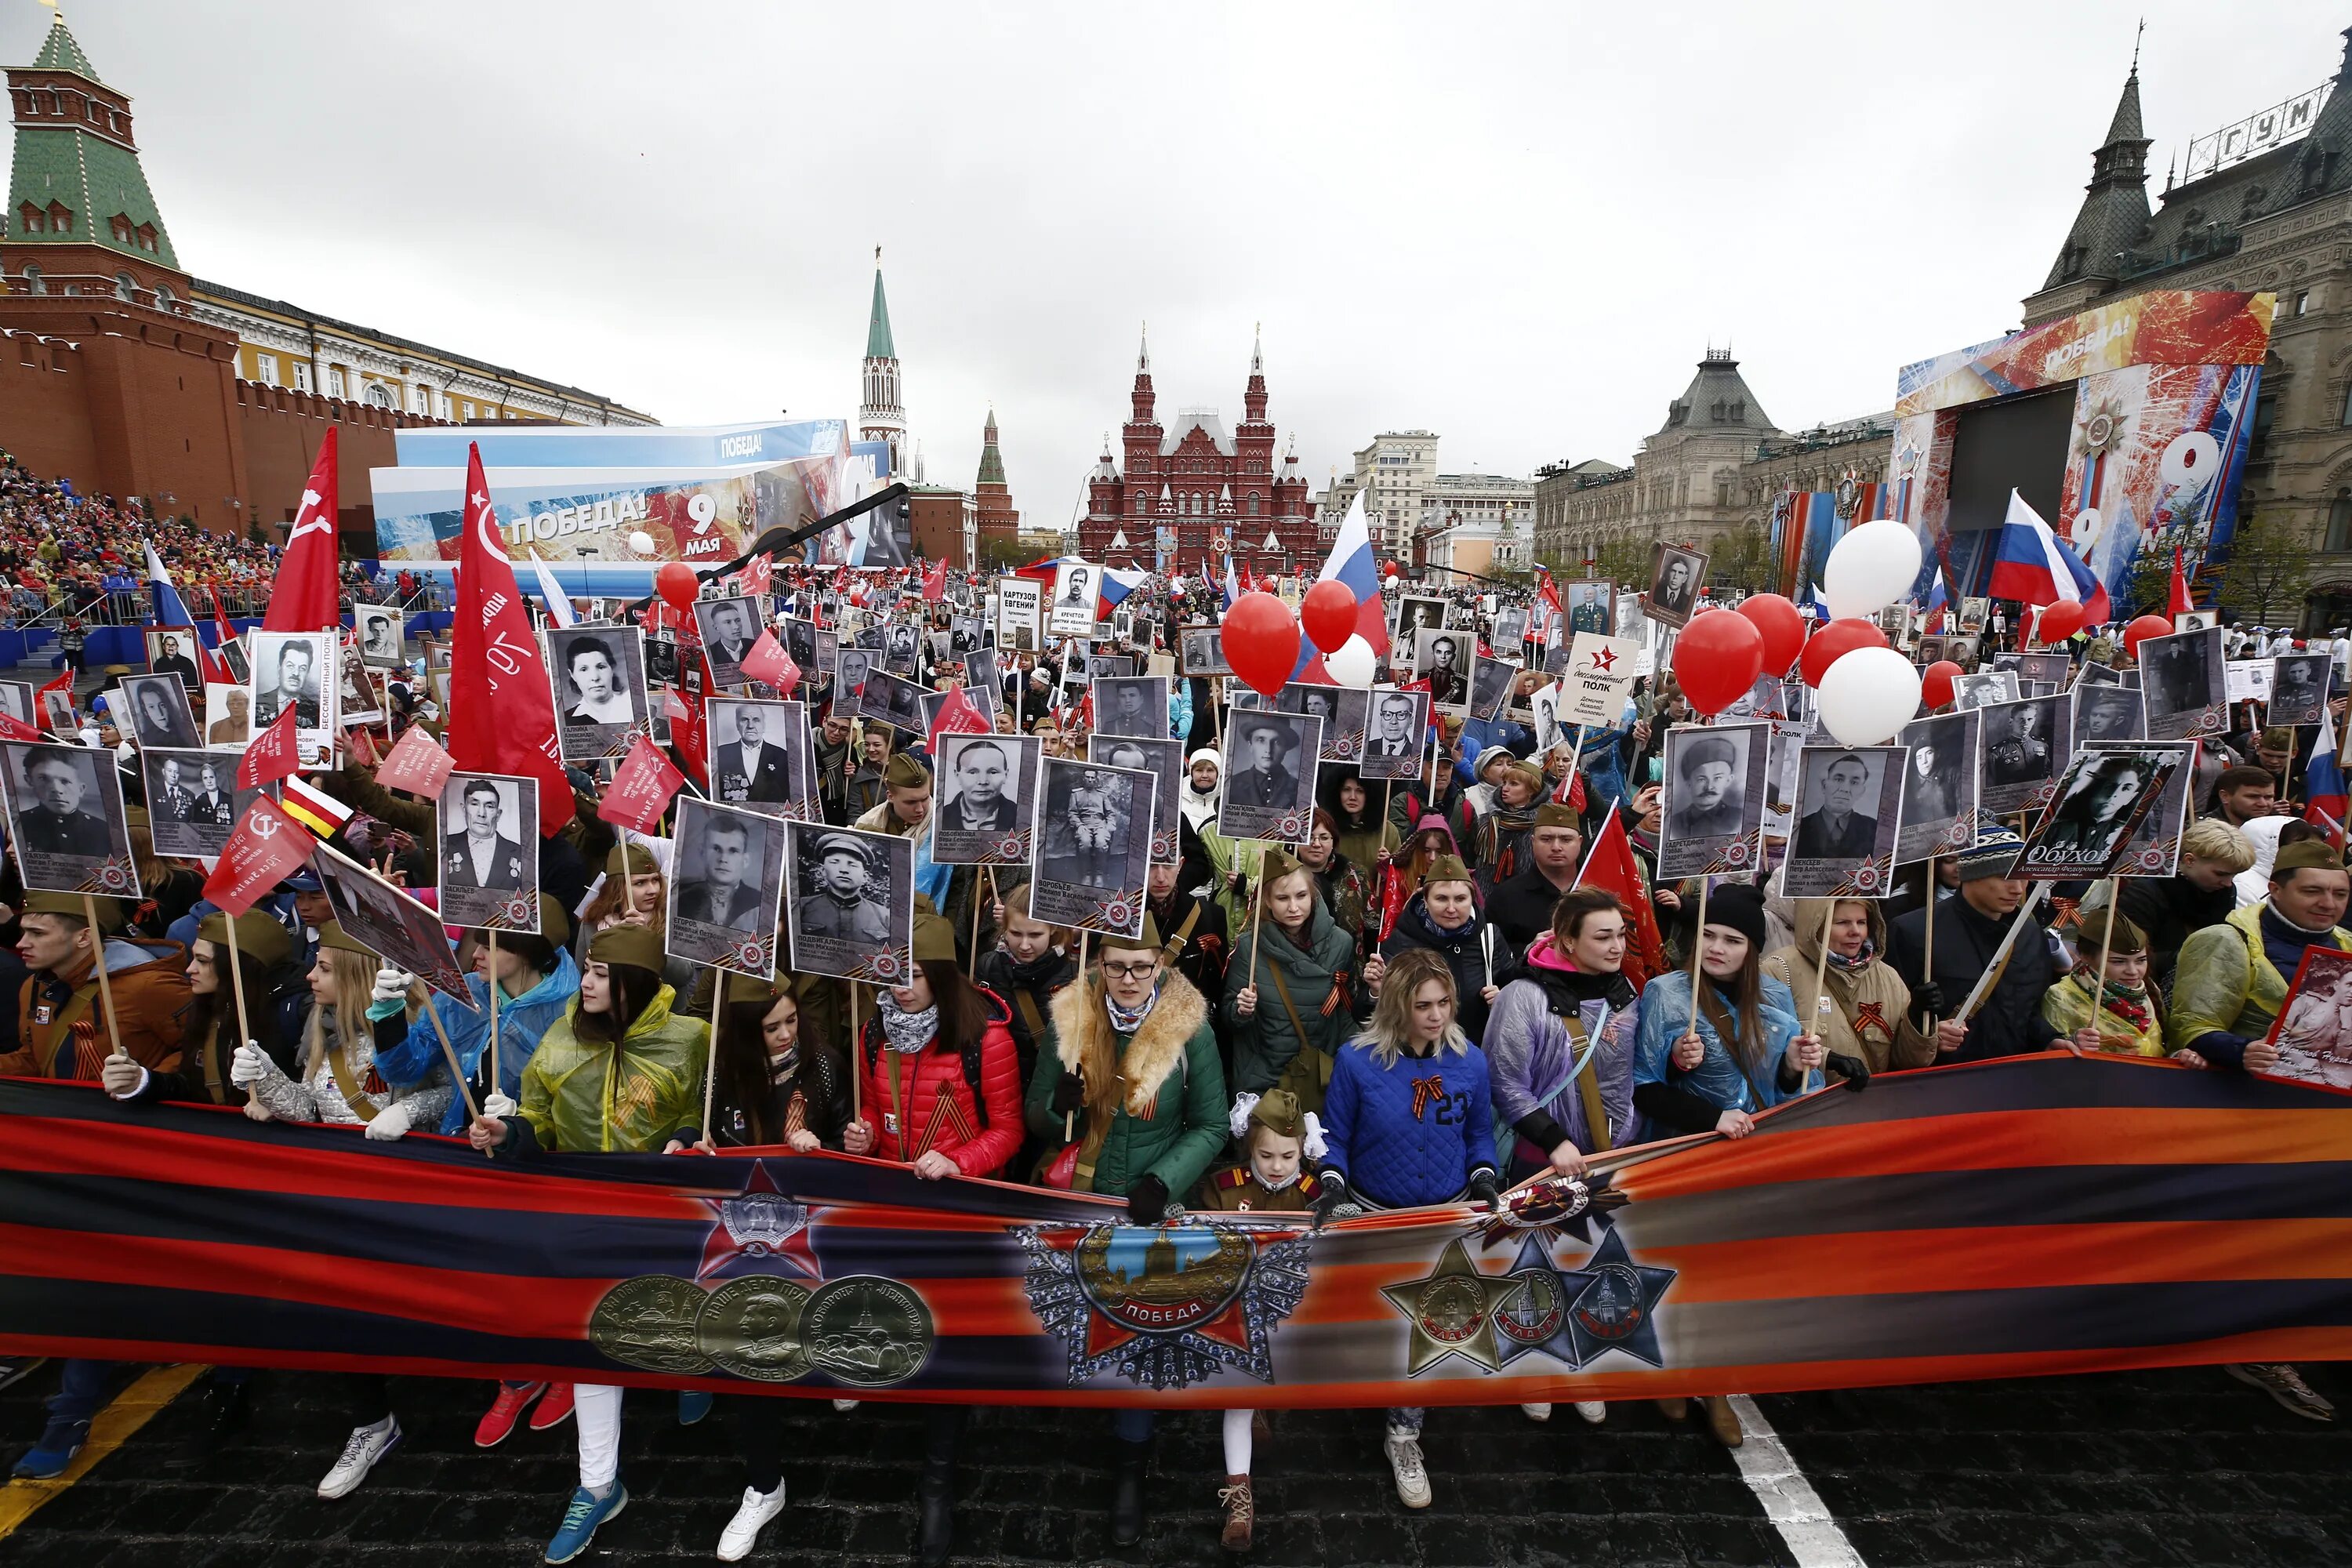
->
[973,405,1019,560]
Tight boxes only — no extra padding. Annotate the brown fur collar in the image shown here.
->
[1047,970,1207,1116]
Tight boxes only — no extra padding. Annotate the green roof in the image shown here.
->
[866,266,895,359]
[976,410,1006,486]
[9,18,175,267]
[32,16,99,82]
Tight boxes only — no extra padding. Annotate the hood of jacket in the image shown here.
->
[1047,969,1209,1115]
[1521,932,1637,1007]
[1785,897,1889,970]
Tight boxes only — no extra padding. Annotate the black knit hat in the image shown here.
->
[1701,882,1770,953]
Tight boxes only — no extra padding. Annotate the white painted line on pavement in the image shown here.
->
[1726,1394,1868,1568]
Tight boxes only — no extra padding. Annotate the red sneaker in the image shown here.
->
[529,1382,576,1432]
[475,1382,546,1449]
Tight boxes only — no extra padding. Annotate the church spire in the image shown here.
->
[1138,320,1149,371]
[866,248,896,360]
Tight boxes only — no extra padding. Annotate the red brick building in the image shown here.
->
[1081,327,1314,574]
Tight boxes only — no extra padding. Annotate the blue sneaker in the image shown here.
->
[677,1389,713,1426]
[546,1483,628,1563]
[12,1417,89,1480]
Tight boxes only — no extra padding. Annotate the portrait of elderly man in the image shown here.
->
[942,738,1021,834]
[1226,712,1304,810]
[443,777,526,894]
[714,703,792,805]
[1367,692,1421,764]
[1794,752,1881,860]
[677,810,765,931]
[1668,731,1747,841]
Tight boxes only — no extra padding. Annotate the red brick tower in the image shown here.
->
[972,406,1018,557]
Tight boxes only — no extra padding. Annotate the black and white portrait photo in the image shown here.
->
[1417,628,1468,709]
[1490,608,1528,652]
[2271,652,2333,729]
[670,798,788,978]
[1178,626,1232,678]
[1979,694,2073,818]
[1048,560,1098,637]
[549,625,649,762]
[853,666,927,734]
[0,739,138,895]
[1032,754,1156,938]
[963,646,1003,706]
[783,820,913,984]
[355,605,405,670]
[883,620,922,679]
[144,627,203,691]
[932,733,1040,866]
[1359,688,1429,779]
[1089,733,1182,864]
[1782,745,1905,898]
[1094,675,1169,740]
[2138,626,2226,743]
[1467,655,1517,723]
[314,844,472,1004]
[1657,722,1767,879]
[1218,708,1323,844]
[2080,739,2197,878]
[120,673,200,750]
[834,644,874,708]
[782,616,820,677]
[1958,597,1989,633]
[709,699,813,820]
[1085,653,1138,680]
[949,616,985,656]
[339,642,383,727]
[140,748,255,861]
[1893,710,1980,865]
[695,595,766,691]
[436,773,540,931]
[2072,683,2144,744]
[1644,542,1708,629]
[1392,596,1449,667]
[1951,670,2019,710]
[2172,610,2216,633]
[247,630,336,766]
[0,679,33,730]
[2009,747,2180,880]
[1279,682,1370,763]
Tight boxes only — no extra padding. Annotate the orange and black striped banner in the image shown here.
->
[2,1053,2346,1406]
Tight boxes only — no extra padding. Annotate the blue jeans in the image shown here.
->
[47,1359,111,1425]
[1112,1408,1154,1443]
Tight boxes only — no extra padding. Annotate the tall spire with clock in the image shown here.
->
[858,248,906,476]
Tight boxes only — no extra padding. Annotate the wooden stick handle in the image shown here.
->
[420,993,481,1125]
[702,966,725,1142]
[84,894,122,1058]
[485,929,502,1105]
[1683,877,1711,1042]
[220,906,254,1062]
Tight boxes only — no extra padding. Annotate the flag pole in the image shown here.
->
[2091,880,2119,1051]
[485,929,501,1105]
[220,912,254,1073]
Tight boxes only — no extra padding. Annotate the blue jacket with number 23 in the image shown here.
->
[1320,1036,1498,1210]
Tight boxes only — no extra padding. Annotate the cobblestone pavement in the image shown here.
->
[0,1362,2346,1566]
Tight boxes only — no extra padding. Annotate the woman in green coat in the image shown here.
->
[1222,849,1381,1114]
[1025,913,1228,1548]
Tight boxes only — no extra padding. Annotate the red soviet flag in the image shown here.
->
[927,684,991,752]
[1574,810,1665,993]
[446,443,568,830]
[375,723,456,800]
[740,629,796,695]
[599,733,684,833]
[204,797,314,916]
[238,703,302,789]
[921,557,948,602]
[264,425,343,633]
[738,552,773,597]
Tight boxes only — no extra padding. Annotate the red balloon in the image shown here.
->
[2036,601,2088,643]
[1224,591,1301,698]
[655,561,699,612]
[1300,579,1359,654]
[2122,613,2172,658]
[1734,593,1806,677]
[1671,609,1766,717]
[1798,617,1889,688]
[1921,659,1964,710]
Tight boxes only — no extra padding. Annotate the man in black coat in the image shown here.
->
[1886,816,2063,1062]
[1486,802,1584,960]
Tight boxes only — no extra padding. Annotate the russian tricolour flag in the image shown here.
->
[1987,490,2111,621]
[144,543,194,628]
[1096,565,1149,621]
[2308,708,2348,848]
[1294,491,1388,680]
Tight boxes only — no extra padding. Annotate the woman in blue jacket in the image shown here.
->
[1631,881,1821,1447]
[1314,947,1499,1512]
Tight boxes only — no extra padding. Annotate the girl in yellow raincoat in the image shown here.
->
[2042,907,2168,1056]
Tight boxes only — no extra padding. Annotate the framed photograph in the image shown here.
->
[1094,675,1169,740]
[1178,625,1232,678]
[1084,652,1138,680]
[247,630,336,767]
[1360,688,1430,780]
[1415,627,1470,710]
[997,578,1044,652]
[810,629,840,695]
[0,740,138,895]
[933,732,1040,866]
[1873,604,1911,644]
[201,684,249,746]
[2172,609,2217,633]
[783,819,913,984]
[694,595,767,691]
[1088,732,1182,864]
[2262,947,2352,1089]
[949,616,985,657]
[2015,653,2071,688]
[1466,655,1518,723]
[354,605,405,670]
[119,673,201,750]
[1565,581,1613,637]
[140,748,256,860]
[1032,754,1156,938]
[883,619,923,679]
[1392,595,1450,668]
[1951,670,2020,710]
[852,666,927,734]
[314,842,472,1004]
[2137,626,2227,742]
[1643,542,1708,629]
[834,645,877,711]
[437,773,541,931]
[1490,608,1528,651]
[38,688,74,736]
[549,625,649,762]
[1941,633,1982,668]
[2072,682,2143,743]
[1958,597,1989,633]
[1047,560,1098,637]
[962,647,1002,708]
[2270,652,2333,729]
[668,797,788,978]
[0,679,34,728]
[2080,740,2195,877]
[1112,608,1134,648]
[1657,722,1768,880]
[337,643,384,727]
[1278,682,1370,763]
[1218,708,1323,844]
[709,698,815,820]
[1978,693,2074,818]
[1783,745,1905,898]
[1915,635,1947,667]
[2007,746,2183,881]
[143,626,204,691]
[215,636,251,686]
[782,616,821,680]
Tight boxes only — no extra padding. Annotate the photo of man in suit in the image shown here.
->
[941,738,1021,834]
[255,638,321,729]
[443,777,526,895]
[700,599,758,684]
[1793,752,1880,859]
[1227,712,1303,810]
[1647,546,1704,626]
[677,811,765,932]
[713,703,793,808]
[1368,693,1421,764]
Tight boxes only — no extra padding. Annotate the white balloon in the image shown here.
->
[1823,519,1923,620]
[1324,635,1377,688]
[1814,645,1922,746]
[627,530,656,557]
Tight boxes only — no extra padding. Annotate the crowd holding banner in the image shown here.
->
[0,451,2347,1565]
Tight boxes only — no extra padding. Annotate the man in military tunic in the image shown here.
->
[1227,713,1302,810]
[15,747,114,858]
[1987,702,2052,786]
[1667,733,1747,841]
[800,833,891,945]
[256,639,321,730]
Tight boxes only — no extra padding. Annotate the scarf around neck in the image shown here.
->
[876,991,938,1054]
[1104,978,1160,1034]
[1824,940,1877,974]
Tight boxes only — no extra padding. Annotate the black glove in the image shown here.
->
[1825,1051,1871,1092]
[1310,1169,1346,1229]
[1050,1070,1086,1116]
[1915,982,1945,1018]
[1126,1174,1169,1226]
[1468,1168,1501,1213]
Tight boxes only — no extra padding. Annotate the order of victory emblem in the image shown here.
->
[1383,1219,1676,1377]
[1019,1221,1311,1388]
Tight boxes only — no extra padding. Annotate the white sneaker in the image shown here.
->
[1573,1401,1606,1425]
[717,1483,788,1562]
[1383,1425,1431,1509]
[1520,1403,1552,1421]
[318,1417,401,1499]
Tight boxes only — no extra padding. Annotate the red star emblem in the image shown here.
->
[1586,646,1618,673]
[696,1160,822,1281]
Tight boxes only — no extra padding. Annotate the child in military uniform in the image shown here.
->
[1193,1089,1324,1551]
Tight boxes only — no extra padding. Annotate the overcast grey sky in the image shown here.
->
[35,2,2346,529]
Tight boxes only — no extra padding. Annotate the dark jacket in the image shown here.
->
[1381,892,1501,1043]
[2117,873,2236,993]
[972,945,1079,1093]
[1486,863,1578,962]
[1886,891,2063,1061]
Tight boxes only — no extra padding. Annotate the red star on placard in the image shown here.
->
[696,1160,822,1281]
[1586,646,1618,672]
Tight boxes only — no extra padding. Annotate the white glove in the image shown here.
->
[371,967,415,1004]
[228,1042,271,1087]
[482,1091,517,1119]
[100,1055,146,1100]
[364,1101,412,1141]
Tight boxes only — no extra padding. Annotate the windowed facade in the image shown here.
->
[292,362,314,394]
[2329,491,2352,555]
[325,368,346,399]
[252,353,279,387]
